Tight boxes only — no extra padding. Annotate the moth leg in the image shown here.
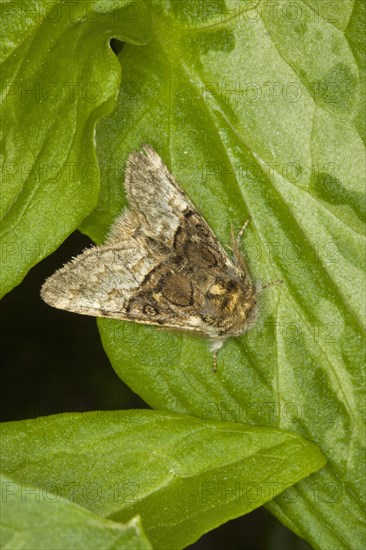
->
[213,349,218,373]
[210,339,224,373]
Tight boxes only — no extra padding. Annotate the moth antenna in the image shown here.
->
[231,217,252,276]
[236,216,251,248]
[260,279,283,292]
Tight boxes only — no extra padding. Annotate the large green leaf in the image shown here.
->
[1,0,364,548]
[0,473,152,550]
[0,0,151,297]
[1,411,325,550]
[83,1,364,548]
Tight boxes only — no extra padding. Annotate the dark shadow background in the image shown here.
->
[0,230,312,550]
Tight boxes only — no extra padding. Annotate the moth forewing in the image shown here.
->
[41,145,260,370]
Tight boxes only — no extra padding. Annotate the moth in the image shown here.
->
[41,145,277,371]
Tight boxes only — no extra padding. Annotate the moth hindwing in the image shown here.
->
[41,145,259,371]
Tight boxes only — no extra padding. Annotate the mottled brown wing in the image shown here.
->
[109,145,230,258]
[41,219,209,333]
[40,209,157,319]
[41,147,238,333]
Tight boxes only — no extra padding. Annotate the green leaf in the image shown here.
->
[1,411,326,550]
[85,2,363,548]
[0,473,152,550]
[0,0,151,298]
[2,0,364,548]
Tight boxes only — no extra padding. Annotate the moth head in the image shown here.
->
[201,275,258,337]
